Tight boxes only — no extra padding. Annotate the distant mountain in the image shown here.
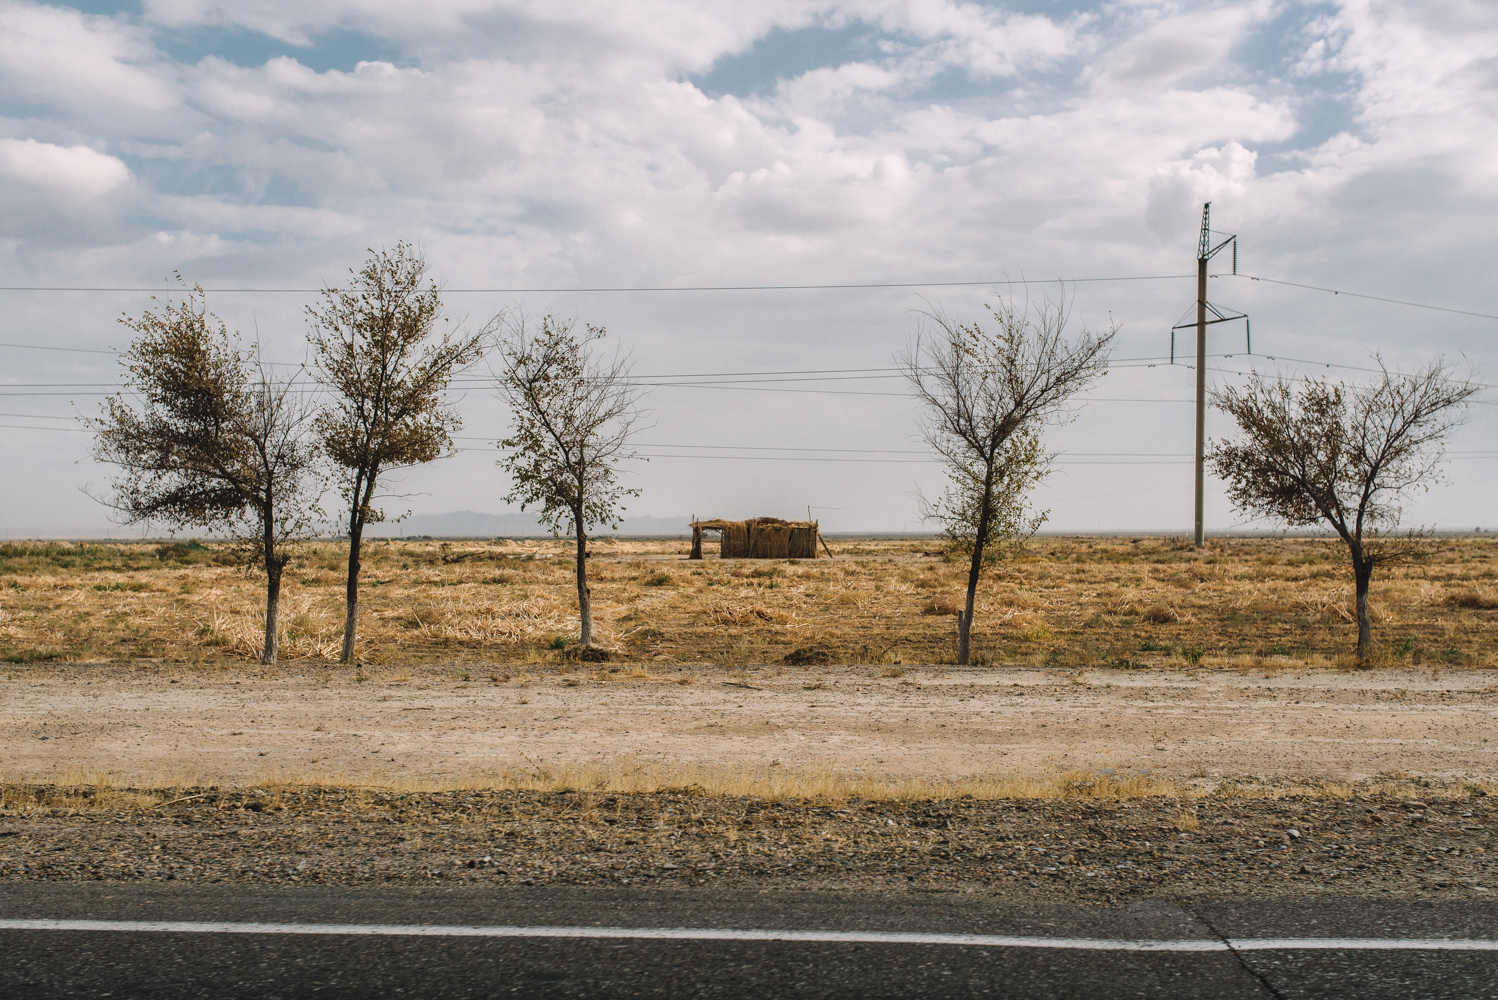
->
[364,510,692,538]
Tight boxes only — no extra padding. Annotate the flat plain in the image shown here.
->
[2,533,1495,668]
[3,534,1495,902]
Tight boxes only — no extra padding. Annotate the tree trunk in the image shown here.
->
[340,518,364,664]
[957,464,997,666]
[341,473,379,665]
[959,543,981,665]
[574,508,592,646]
[1354,556,1374,663]
[262,536,283,667]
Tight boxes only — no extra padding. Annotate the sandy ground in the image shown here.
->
[4,664,1495,787]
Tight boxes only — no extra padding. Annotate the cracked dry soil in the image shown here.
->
[2,787,1492,902]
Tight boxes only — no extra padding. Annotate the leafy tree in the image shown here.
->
[90,283,321,664]
[308,244,485,664]
[900,295,1113,665]
[493,315,645,649]
[1209,360,1477,661]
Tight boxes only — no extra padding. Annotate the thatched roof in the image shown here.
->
[692,517,816,530]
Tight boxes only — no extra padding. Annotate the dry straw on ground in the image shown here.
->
[6,760,1488,814]
[1,534,1494,669]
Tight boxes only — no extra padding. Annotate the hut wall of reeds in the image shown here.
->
[689,517,821,559]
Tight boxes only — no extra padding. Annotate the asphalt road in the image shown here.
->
[2,884,1495,999]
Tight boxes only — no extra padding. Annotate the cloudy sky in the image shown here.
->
[2,0,1494,537]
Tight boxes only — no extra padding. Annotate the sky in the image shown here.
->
[1,0,1495,537]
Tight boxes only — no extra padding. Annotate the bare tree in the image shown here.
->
[492,314,644,650]
[89,283,321,665]
[1209,360,1477,661]
[309,244,486,664]
[899,294,1114,665]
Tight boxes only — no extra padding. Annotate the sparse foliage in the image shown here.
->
[900,293,1113,664]
[1209,359,1478,661]
[924,427,1050,567]
[89,282,321,664]
[492,314,645,647]
[308,244,485,664]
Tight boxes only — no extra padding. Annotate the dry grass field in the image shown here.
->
[1,533,1495,669]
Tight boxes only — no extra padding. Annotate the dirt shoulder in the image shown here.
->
[3,663,1495,789]
[1,785,1492,903]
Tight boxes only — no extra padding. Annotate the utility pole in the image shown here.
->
[1172,203,1248,549]
[1195,205,1209,549]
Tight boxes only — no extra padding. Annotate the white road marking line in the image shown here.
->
[0,920,1494,951]
[1230,939,1498,952]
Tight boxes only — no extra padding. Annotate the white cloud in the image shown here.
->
[1145,141,1257,238]
[0,1,177,119]
[0,138,131,198]
[1080,0,1276,92]
[0,1,1495,534]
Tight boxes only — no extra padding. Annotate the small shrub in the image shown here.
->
[1444,588,1498,610]
[155,540,211,563]
[1172,809,1201,832]
[1110,598,1179,623]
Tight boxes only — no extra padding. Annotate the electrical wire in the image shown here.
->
[0,275,1195,294]
[0,342,116,355]
[0,423,88,432]
[1225,273,1498,321]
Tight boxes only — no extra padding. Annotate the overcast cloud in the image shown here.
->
[1,0,1494,536]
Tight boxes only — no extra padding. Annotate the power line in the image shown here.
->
[1226,273,1498,321]
[0,274,1194,294]
[0,342,116,355]
[0,423,88,432]
[2,271,1490,322]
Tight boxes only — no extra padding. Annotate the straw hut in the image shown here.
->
[689,516,825,559]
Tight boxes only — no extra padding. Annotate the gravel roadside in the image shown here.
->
[2,786,1492,902]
